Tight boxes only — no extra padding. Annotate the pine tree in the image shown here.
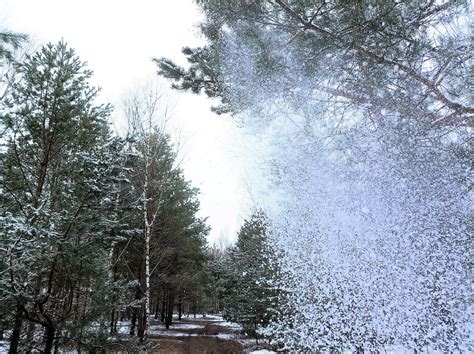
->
[156,1,472,351]
[0,41,123,352]
[156,0,472,126]
[114,88,210,339]
[223,211,278,342]
[0,31,27,62]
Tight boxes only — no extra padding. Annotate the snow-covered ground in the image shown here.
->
[0,315,273,353]
[0,340,10,354]
[148,328,190,337]
[213,320,242,329]
[215,332,238,340]
[179,313,222,320]
[169,322,204,330]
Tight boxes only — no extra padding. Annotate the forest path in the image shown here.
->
[148,315,272,353]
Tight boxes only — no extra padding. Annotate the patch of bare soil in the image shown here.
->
[151,335,243,354]
[148,317,272,354]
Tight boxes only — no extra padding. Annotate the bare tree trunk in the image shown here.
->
[137,304,145,339]
[141,130,152,341]
[130,309,137,336]
[9,303,23,354]
[255,322,259,345]
[178,293,183,320]
[130,283,141,336]
[43,324,55,354]
[165,292,174,329]
[143,213,151,339]
[110,309,116,335]
[108,244,117,335]
[161,293,166,323]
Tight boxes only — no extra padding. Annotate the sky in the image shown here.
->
[0,0,253,245]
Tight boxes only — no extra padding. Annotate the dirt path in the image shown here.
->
[147,315,271,354]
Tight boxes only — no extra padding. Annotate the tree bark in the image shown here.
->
[130,308,137,336]
[178,293,183,320]
[137,304,145,339]
[254,322,259,345]
[165,292,174,329]
[154,298,159,319]
[8,303,23,354]
[143,219,151,339]
[43,324,56,354]
[110,309,116,335]
[161,293,166,323]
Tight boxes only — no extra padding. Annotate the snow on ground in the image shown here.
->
[116,321,130,334]
[248,350,277,354]
[215,332,238,340]
[239,338,260,346]
[170,322,204,330]
[114,317,206,336]
[148,328,190,337]
[213,320,242,329]
[191,314,243,329]
[181,313,222,320]
[0,341,10,354]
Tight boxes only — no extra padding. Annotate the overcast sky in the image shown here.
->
[1,0,254,245]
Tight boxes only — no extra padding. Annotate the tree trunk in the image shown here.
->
[130,309,137,336]
[142,138,152,340]
[143,222,151,339]
[165,292,174,329]
[110,309,116,335]
[54,338,59,354]
[43,324,55,354]
[154,298,159,319]
[8,303,23,354]
[137,304,145,339]
[254,322,259,345]
[161,294,166,323]
[130,264,142,337]
[108,244,117,335]
[178,294,182,320]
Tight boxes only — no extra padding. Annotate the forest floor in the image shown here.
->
[0,315,276,353]
[143,314,275,354]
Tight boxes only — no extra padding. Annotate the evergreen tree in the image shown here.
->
[0,31,27,62]
[156,1,472,351]
[156,0,472,126]
[1,29,27,129]
[0,41,124,352]
[223,211,278,342]
[113,89,210,338]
